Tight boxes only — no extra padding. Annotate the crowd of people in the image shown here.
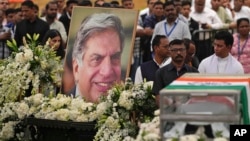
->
[0,0,249,103]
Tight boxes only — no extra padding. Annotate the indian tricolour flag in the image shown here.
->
[162,73,250,124]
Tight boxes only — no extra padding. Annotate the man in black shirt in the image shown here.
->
[152,39,198,107]
[59,0,78,35]
[14,1,49,46]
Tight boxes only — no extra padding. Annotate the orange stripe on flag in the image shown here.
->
[177,77,250,83]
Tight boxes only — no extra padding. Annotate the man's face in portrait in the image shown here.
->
[73,29,122,102]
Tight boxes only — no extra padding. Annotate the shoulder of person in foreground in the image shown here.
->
[197,55,213,72]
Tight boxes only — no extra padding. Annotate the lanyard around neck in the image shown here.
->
[164,20,178,37]
[237,34,249,60]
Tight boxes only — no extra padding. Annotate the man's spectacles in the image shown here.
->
[170,48,186,53]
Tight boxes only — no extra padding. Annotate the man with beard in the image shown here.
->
[41,1,67,44]
[152,39,198,107]
[151,1,191,51]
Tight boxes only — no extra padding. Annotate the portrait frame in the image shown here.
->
[63,6,138,95]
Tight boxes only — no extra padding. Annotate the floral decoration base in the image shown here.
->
[24,117,97,141]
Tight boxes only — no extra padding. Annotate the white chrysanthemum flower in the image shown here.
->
[117,91,134,110]
[32,93,44,105]
[35,106,54,118]
[40,60,47,69]
[80,102,94,112]
[14,102,29,119]
[44,112,57,120]
[214,137,228,141]
[113,102,118,107]
[15,52,25,63]
[110,130,123,141]
[23,48,33,61]
[0,121,19,140]
[88,111,99,121]
[179,135,200,141]
[96,102,109,114]
[49,95,71,109]
[105,116,120,130]
[69,98,85,110]
[68,110,81,121]
[28,106,38,115]
[54,109,70,121]
[123,136,135,141]
[76,115,89,122]
[143,133,160,141]
[58,95,71,106]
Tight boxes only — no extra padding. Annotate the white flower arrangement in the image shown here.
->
[94,78,158,140]
[0,78,158,141]
[0,34,63,104]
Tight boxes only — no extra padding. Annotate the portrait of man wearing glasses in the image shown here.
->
[152,39,199,106]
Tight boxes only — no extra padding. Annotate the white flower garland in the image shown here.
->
[0,79,158,141]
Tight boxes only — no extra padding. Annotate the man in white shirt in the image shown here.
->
[190,0,223,61]
[151,1,191,48]
[233,0,250,22]
[191,0,223,30]
[198,30,244,74]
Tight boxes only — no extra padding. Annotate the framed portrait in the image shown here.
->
[63,6,138,102]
